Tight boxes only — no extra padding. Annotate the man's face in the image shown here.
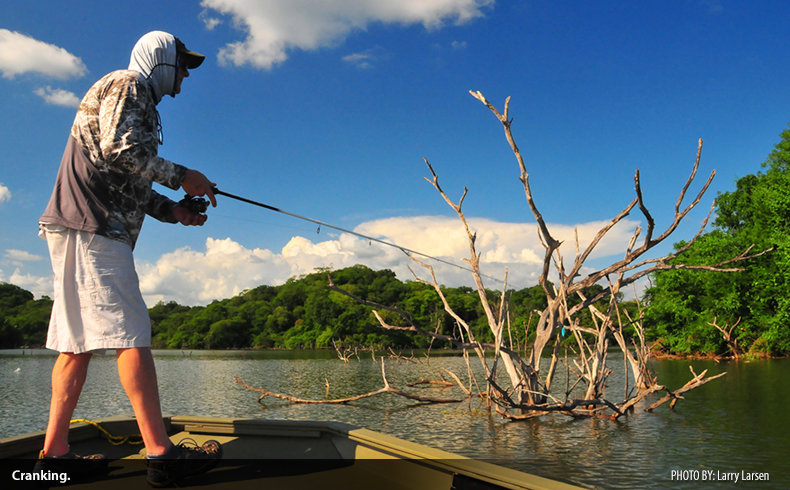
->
[174,55,189,95]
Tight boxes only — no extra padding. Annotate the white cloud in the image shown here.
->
[199,9,223,30]
[342,51,376,69]
[0,29,87,79]
[137,238,293,306]
[0,213,641,307]
[342,46,388,69]
[353,215,640,286]
[4,249,44,262]
[200,0,493,69]
[0,183,10,203]
[0,268,52,299]
[34,86,81,108]
[135,215,639,306]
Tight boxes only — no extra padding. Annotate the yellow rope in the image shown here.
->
[69,418,144,446]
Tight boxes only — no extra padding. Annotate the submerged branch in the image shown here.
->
[645,367,727,411]
[234,364,466,405]
[493,397,623,420]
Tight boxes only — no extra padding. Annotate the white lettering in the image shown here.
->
[716,471,739,483]
[671,469,700,481]
[672,468,771,484]
[742,471,770,481]
[11,469,69,483]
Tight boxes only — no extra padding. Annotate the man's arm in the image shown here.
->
[146,188,208,226]
[97,77,187,190]
[100,76,217,219]
[181,169,216,207]
[171,205,208,226]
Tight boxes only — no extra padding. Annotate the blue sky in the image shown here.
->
[1,0,789,305]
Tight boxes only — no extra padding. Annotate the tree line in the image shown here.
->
[1,266,612,351]
[644,126,790,357]
[0,256,782,355]
[2,126,790,356]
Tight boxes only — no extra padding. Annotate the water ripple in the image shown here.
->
[1,350,787,488]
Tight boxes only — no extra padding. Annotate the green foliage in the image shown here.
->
[12,122,790,357]
[0,266,563,351]
[644,126,790,356]
[0,283,52,347]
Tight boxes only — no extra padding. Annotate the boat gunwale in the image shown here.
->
[0,415,581,490]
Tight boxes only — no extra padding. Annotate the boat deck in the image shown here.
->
[1,415,581,489]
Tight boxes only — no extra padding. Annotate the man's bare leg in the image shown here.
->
[116,347,172,455]
[42,352,92,456]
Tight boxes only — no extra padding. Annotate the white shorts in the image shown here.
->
[41,224,151,353]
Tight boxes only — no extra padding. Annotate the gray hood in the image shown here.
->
[128,31,177,104]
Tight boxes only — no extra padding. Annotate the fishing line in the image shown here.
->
[210,187,504,284]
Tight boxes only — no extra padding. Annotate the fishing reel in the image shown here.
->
[178,194,210,215]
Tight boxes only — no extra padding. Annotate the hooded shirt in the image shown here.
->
[40,31,188,249]
[128,30,179,104]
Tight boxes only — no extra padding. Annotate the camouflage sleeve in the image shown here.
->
[146,189,178,223]
[97,78,187,190]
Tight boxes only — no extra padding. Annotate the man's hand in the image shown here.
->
[172,205,208,226]
[181,169,217,207]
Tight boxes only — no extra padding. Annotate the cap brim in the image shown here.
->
[182,50,205,69]
[174,37,205,69]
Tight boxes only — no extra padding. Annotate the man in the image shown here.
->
[37,31,221,487]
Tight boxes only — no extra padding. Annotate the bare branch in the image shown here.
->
[469,90,561,290]
[248,92,754,423]
[709,316,744,359]
[634,169,655,244]
[645,367,727,411]
[234,373,465,405]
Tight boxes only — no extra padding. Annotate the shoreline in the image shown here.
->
[4,345,787,361]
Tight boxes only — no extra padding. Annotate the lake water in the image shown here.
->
[1,349,787,489]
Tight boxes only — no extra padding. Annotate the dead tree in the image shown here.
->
[645,366,726,411]
[234,358,465,405]
[238,92,771,419]
[709,316,744,359]
[355,91,771,418]
[332,339,357,363]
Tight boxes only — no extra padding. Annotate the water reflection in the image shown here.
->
[1,350,787,488]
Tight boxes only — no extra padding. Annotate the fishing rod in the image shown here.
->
[179,188,503,283]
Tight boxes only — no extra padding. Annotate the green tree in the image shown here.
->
[0,283,33,312]
[3,265,639,352]
[645,126,790,355]
[0,283,52,347]
[207,318,250,349]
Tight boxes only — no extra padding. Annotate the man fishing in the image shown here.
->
[37,30,221,487]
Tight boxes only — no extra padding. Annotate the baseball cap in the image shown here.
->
[174,37,205,69]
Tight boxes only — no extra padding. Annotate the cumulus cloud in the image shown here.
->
[3,213,642,306]
[200,0,493,68]
[0,29,87,79]
[136,215,639,306]
[4,249,44,262]
[137,238,293,306]
[34,86,81,108]
[1,250,50,299]
[199,9,222,30]
[0,268,52,299]
[0,183,10,203]
[354,215,640,286]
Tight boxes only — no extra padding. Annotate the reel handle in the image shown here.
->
[178,194,210,215]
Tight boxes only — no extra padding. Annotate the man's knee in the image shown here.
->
[58,351,93,364]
